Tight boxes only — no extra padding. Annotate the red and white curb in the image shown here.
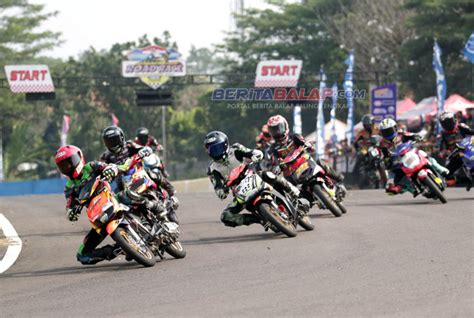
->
[0,213,22,274]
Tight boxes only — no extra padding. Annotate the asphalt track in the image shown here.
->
[0,189,472,317]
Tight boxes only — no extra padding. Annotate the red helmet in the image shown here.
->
[267,115,289,143]
[54,145,85,179]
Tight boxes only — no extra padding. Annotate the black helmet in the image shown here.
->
[136,127,149,145]
[204,131,229,160]
[439,111,457,132]
[102,126,125,154]
[362,114,374,133]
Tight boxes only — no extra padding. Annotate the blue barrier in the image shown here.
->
[0,178,66,197]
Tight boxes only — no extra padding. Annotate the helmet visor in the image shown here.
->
[268,123,287,141]
[207,142,228,160]
[57,152,81,177]
[381,126,397,140]
[104,134,123,152]
[441,118,456,131]
[137,134,148,145]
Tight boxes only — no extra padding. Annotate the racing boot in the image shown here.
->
[428,157,449,177]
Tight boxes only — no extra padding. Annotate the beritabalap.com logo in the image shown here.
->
[211,87,366,101]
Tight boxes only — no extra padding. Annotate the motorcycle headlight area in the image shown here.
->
[162,222,180,235]
[400,152,420,169]
[99,202,114,224]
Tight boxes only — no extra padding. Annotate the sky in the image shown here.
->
[30,0,279,59]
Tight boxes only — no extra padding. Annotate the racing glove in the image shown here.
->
[251,150,264,163]
[103,164,118,180]
[138,146,153,158]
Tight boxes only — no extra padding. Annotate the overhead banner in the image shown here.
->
[4,65,55,93]
[371,83,397,123]
[255,60,303,87]
[122,45,186,90]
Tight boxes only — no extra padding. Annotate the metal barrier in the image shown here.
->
[0,178,66,197]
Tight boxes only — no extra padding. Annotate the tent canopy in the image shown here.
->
[306,119,347,143]
[397,97,416,116]
[399,94,474,120]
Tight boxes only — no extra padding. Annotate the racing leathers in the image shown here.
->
[64,161,121,265]
[269,133,344,183]
[380,131,448,195]
[207,143,300,227]
[101,141,175,198]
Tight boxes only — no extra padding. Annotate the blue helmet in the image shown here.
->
[204,131,229,160]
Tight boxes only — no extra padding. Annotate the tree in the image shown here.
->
[0,0,61,179]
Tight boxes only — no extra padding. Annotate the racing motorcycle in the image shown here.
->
[226,162,313,238]
[279,146,347,217]
[454,136,474,191]
[366,135,388,188]
[394,141,447,203]
[120,154,186,259]
[75,175,157,267]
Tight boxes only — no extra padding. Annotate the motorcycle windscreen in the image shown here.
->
[227,164,246,187]
[78,178,97,204]
[400,151,420,169]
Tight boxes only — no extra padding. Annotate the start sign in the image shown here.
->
[255,60,303,88]
[4,65,55,93]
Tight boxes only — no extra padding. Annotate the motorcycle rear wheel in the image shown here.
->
[258,203,297,237]
[423,176,448,204]
[312,184,343,217]
[165,241,187,259]
[111,226,156,267]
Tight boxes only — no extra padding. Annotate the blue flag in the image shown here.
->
[330,82,338,144]
[344,51,354,143]
[464,32,474,63]
[316,67,326,159]
[433,40,447,133]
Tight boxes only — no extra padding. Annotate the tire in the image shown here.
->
[336,201,347,214]
[422,176,448,204]
[312,184,343,217]
[298,215,314,231]
[165,241,187,259]
[111,226,156,267]
[258,203,297,238]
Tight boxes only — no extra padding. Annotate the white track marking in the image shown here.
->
[0,213,22,274]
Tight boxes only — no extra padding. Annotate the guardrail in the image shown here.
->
[0,177,213,197]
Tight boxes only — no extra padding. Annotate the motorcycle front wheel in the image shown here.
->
[298,215,314,231]
[258,203,297,237]
[111,226,156,267]
[422,176,448,204]
[312,184,343,217]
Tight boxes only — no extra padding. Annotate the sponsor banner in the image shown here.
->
[371,83,397,123]
[60,115,71,147]
[344,51,355,143]
[433,40,447,133]
[316,68,326,159]
[4,65,55,93]
[122,45,186,90]
[255,60,302,88]
[293,105,302,134]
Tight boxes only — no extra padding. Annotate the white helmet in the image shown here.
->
[379,118,397,141]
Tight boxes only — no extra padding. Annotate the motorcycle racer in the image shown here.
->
[266,115,345,184]
[205,130,301,228]
[437,112,474,186]
[378,118,448,195]
[55,145,122,265]
[100,126,176,200]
